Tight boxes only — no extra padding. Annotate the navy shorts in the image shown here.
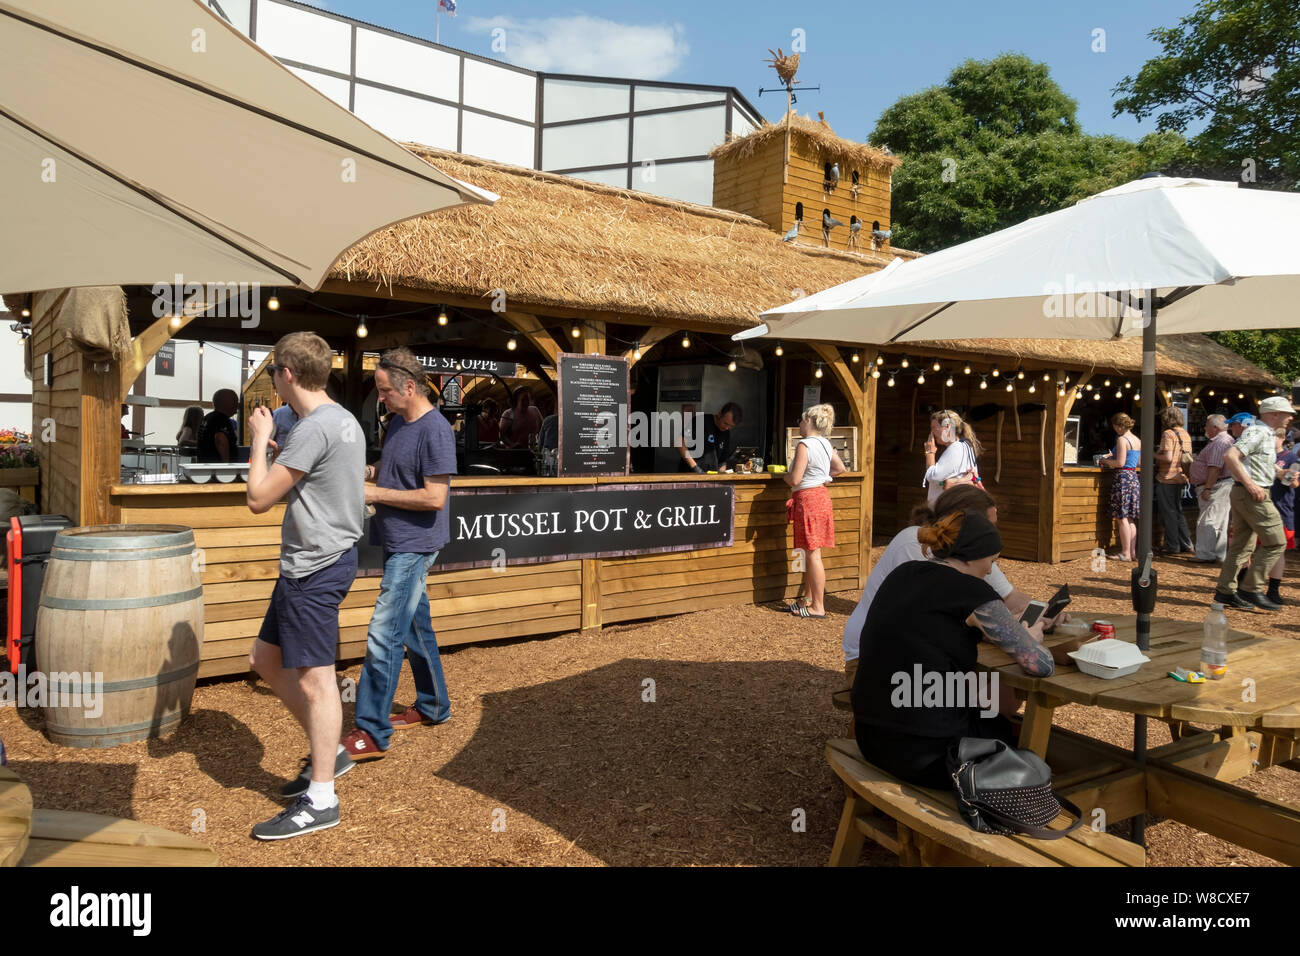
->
[258,548,358,668]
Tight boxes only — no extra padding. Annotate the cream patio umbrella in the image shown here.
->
[0,0,494,294]
[740,176,1300,844]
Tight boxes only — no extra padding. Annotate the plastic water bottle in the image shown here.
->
[1201,603,1229,680]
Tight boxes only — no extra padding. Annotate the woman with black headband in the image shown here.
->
[851,510,1055,788]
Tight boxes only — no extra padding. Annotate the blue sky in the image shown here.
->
[312,0,1202,142]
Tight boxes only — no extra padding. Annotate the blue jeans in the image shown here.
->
[355,551,449,748]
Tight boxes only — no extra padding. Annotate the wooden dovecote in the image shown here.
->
[710,113,900,253]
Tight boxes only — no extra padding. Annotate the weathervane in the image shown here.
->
[760,48,820,185]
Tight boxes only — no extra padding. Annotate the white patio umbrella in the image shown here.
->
[740,176,1300,843]
[0,0,494,294]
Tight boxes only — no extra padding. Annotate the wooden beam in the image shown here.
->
[119,312,198,402]
[581,558,601,630]
[1058,769,1147,829]
[622,327,675,368]
[858,349,878,588]
[501,311,562,366]
[1146,765,1300,866]
[1051,369,1091,563]
[809,343,864,431]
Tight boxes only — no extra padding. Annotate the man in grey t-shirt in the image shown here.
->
[245,332,365,841]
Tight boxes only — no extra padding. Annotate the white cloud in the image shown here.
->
[464,15,689,80]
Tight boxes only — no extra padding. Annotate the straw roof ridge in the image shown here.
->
[709,112,901,173]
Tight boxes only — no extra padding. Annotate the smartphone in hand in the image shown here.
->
[1019,600,1049,628]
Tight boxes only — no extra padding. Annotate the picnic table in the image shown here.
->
[979,613,1300,865]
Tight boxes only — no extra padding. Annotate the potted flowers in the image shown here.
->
[0,428,38,490]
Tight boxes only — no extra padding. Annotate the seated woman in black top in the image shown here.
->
[851,510,1055,789]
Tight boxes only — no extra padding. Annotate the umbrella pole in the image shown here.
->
[1129,291,1160,847]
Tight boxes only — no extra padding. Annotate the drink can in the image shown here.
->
[1092,620,1116,639]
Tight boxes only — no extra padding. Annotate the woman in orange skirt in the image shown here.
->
[787,404,848,618]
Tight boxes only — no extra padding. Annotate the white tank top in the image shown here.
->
[795,436,834,490]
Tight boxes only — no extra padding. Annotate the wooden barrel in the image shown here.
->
[36,525,203,748]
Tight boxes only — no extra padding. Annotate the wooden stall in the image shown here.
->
[110,473,869,678]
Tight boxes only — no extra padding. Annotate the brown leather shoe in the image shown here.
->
[390,705,437,731]
[340,728,385,761]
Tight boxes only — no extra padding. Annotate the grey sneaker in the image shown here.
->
[280,748,354,798]
[252,794,340,841]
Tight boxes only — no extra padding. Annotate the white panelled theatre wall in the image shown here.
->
[461,113,536,168]
[542,118,629,171]
[353,85,459,149]
[635,160,714,206]
[633,106,727,163]
[463,60,536,123]
[286,66,350,108]
[542,79,630,123]
[354,27,460,100]
[255,0,352,73]
[634,87,724,111]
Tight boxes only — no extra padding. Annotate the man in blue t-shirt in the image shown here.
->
[341,348,457,760]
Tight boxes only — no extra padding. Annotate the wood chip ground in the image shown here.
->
[2,548,1296,866]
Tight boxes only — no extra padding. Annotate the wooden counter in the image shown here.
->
[110,473,870,678]
[1057,467,1117,561]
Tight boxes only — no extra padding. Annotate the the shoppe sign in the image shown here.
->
[415,354,520,377]
[434,483,735,570]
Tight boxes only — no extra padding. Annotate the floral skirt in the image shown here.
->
[790,485,835,551]
[1111,468,1140,520]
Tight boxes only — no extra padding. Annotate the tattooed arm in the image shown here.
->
[967,600,1055,676]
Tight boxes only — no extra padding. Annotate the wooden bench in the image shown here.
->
[19,810,219,867]
[826,738,1144,867]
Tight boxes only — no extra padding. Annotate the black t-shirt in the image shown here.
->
[679,414,735,472]
[852,561,1000,739]
[196,410,238,463]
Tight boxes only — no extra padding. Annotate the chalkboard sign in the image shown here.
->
[557,352,629,477]
[154,341,176,377]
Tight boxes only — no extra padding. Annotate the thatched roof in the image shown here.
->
[330,145,1277,388]
[904,334,1282,387]
[708,112,900,175]
[331,146,899,329]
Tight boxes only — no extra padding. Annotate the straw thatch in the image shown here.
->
[904,334,1282,387]
[708,113,900,176]
[331,146,898,329]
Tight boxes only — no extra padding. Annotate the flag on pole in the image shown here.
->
[439,0,457,15]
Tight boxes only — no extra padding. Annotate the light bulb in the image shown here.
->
[1005,381,1013,392]
[875,355,884,365]
[991,365,1000,378]
[1125,381,1132,389]
[963,364,971,375]
[507,337,518,351]
[1043,372,1051,381]
[681,334,691,348]
[946,375,954,387]
[728,360,737,372]
[900,356,909,368]
[1116,390,1122,399]
[1058,387,1066,397]
[20,307,30,318]
[356,317,368,338]
[438,308,449,326]
[775,343,784,357]
[1085,383,1093,391]
[979,377,988,390]
[871,367,881,379]
[932,360,941,372]
[815,365,823,379]
[1017,368,1025,380]
[267,294,280,311]
[1238,392,1244,399]
[1092,390,1100,400]
[1193,397,1200,404]
[1208,389,1215,396]
[198,341,205,355]
[571,326,581,339]
[632,345,641,360]
[1104,379,1111,387]
[1028,382,1036,393]
[887,375,895,388]
[917,372,926,385]
[169,314,181,329]
[852,353,860,364]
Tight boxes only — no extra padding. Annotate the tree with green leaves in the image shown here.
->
[1113,0,1299,190]
[872,55,1179,252]
[1205,331,1300,385]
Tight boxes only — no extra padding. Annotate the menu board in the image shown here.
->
[557,352,629,477]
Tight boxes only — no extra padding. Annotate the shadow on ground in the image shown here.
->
[435,657,893,866]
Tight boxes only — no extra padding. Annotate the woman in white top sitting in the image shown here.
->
[837,484,1063,707]
[785,403,847,618]
[922,408,983,506]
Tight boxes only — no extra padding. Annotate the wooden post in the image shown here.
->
[581,558,601,630]
[581,319,606,356]
[859,351,878,588]
[1037,382,1057,562]
[81,355,121,527]
[343,340,364,417]
[1050,370,1090,563]
[776,354,787,465]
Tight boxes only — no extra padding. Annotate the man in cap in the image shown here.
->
[1188,413,1236,562]
[1213,398,1297,610]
